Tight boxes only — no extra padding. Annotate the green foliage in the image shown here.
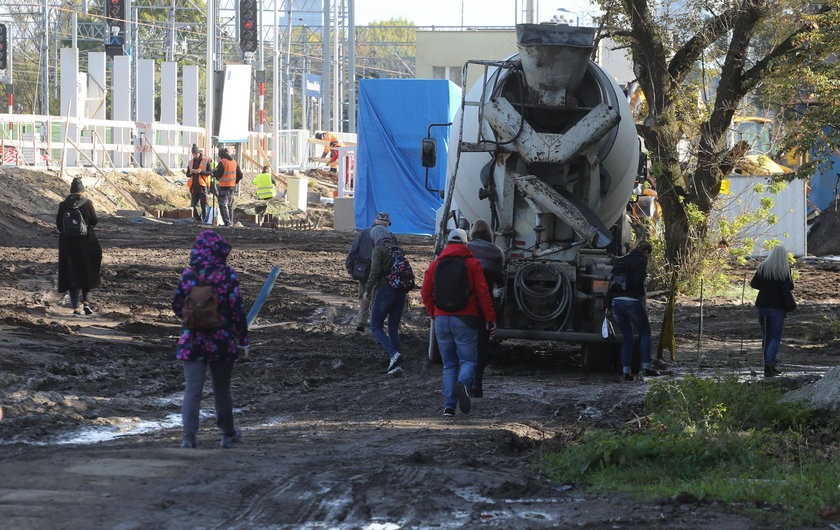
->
[541,377,839,526]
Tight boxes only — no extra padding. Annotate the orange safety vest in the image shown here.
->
[218,158,238,187]
[186,157,211,189]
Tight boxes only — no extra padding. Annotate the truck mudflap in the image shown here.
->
[494,329,625,343]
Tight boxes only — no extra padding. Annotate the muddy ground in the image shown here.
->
[0,167,838,529]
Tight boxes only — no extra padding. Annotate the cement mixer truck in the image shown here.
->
[423,24,645,371]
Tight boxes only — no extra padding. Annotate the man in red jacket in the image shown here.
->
[421,228,497,417]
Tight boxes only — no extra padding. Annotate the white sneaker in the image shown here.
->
[387,352,402,372]
[387,366,404,376]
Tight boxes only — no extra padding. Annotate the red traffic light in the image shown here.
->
[244,21,253,28]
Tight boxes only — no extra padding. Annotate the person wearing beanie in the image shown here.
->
[364,226,408,375]
[212,147,243,227]
[466,219,504,397]
[56,178,102,316]
[421,227,496,417]
[345,212,392,332]
[185,145,213,222]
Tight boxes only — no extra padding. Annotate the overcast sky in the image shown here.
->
[354,0,598,27]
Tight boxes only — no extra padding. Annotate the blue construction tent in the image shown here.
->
[355,79,461,235]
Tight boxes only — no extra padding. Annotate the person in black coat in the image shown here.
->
[467,219,504,397]
[750,245,794,377]
[56,178,102,315]
[606,240,659,381]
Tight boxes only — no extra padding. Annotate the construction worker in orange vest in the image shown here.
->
[315,131,343,172]
[185,144,213,222]
[212,147,243,227]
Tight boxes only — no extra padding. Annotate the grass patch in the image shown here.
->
[806,313,840,345]
[541,376,840,527]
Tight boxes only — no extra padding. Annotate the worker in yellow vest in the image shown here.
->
[252,166,277,200]
[212,147,243,227]
[185,145,213,222]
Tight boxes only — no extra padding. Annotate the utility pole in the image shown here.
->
[272,0,279,170]
[322,0,330,131]
[348,0,355,133]
[167,0,175,62]
[204,0,215,154]
[40,0,49,115]
[285,1,292,130]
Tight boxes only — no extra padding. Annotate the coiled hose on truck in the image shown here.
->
[513,263,572,327]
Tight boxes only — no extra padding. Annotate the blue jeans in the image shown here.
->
[757,307,785,368]
[370,285,405,356]
[435,315,478,409]
[611,298,651,373]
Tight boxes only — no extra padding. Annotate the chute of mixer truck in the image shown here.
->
[423,24,647,371]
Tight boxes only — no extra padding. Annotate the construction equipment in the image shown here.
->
[425,24,645,370]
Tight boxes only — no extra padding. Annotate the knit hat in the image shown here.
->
[375,212,391,226]
[370,225,394,246]
[70,178,85,194]
[191,144,200,155]
[447,228,468,243]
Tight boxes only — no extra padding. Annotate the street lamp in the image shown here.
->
[556,7,580,26]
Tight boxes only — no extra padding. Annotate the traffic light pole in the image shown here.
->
[205,0,215,155]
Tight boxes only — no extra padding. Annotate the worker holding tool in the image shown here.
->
[315,131,343,172]
[185,144,213,222]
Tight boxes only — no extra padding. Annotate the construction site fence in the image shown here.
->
[0,114,354,179]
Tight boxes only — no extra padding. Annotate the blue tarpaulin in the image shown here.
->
[355,79,461,235]
[808,130,840,211]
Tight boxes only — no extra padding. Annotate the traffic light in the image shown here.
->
[0,24,7,71]
[105,0,126,43]
[239,0,258,53]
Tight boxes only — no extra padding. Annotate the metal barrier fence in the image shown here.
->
[0,114,354,180]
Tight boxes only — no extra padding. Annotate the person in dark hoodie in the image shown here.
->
[421,229,496,417]
[466,219,503,398]
[172,230,249,449]
[365,224,406,375]
[606,240,659,381]
[56,177,102,316]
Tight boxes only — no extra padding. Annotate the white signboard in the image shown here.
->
[218,65,252,143]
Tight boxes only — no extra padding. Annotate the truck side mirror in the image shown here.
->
[421,138,437,168]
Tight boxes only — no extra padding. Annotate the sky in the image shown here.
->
[354,0,598,27]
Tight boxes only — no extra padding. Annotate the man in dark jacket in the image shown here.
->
[606,240,659,381]
[345,212,391,331]
[185,145,213,221]
[467,219,504,397]
[421,229,497,417]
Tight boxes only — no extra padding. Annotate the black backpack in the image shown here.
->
[433,256,470,311]
[62,206,88,237]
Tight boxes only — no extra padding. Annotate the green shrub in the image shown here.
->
[541,377,839,526]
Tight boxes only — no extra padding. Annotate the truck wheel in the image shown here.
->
[428,325,442,364]
[583,343,614,372]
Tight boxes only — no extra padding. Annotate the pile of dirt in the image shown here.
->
[807,201,840,255]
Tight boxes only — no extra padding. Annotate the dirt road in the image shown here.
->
[0,169,835,528]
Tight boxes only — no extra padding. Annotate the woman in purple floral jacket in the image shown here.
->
[172,230,249,448]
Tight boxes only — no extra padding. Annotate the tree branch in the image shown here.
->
[667,8,739,84]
